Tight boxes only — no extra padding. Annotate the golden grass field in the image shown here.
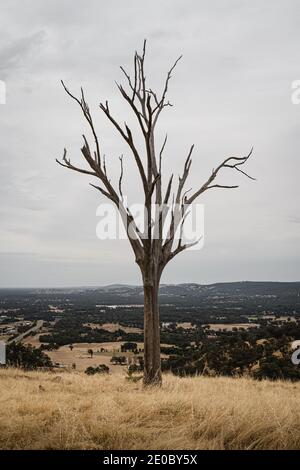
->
[206,323,259,331]
[0,368,300,450]
[22,340,170,372]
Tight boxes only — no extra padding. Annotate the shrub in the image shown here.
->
[85,364,109,375]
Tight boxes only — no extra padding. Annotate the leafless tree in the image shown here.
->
[57,41,254,386]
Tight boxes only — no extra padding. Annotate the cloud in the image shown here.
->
[0,0,299,286]
[0,30,46,78]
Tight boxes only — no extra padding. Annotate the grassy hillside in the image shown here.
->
[0,368,299,450]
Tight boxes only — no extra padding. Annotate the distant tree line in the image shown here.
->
[162,322,300,381]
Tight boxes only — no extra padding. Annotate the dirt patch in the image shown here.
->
[44,342,170,373]
[46,343,127,374]
[206,323,259,331]
[84,323,143,334]
[176,322,195,329]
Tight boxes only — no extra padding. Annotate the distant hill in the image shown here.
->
[3,280,299,294]
[1,281,299,314]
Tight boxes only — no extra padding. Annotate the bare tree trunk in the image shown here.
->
[143,270,162,386]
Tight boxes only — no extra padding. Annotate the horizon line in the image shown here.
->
[0,280,300,290]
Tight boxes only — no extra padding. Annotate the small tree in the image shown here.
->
[7,343,53,370]
[57,42,254,385]
[87,348,93,358]
[110,356,127,365]
[85,364,109,375]
[121,342,138,352]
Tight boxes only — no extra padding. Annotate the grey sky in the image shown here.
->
[0,0,299,287]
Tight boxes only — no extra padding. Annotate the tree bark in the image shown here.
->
[143,277,162,386]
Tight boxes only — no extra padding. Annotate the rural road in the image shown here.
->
[8,320,44,344]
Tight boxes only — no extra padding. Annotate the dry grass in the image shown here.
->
[44,343,127,374]
[83,322,143,334]
[0,368,300,450]
[206,323,259,331]
[22,342,170,372]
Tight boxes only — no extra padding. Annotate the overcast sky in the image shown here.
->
[0,0,299,287]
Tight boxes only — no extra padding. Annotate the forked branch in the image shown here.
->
[186,147,254,205]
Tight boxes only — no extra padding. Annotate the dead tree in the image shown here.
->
[57,41,254,386]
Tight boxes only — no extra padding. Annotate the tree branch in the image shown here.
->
[186,147,254,205]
